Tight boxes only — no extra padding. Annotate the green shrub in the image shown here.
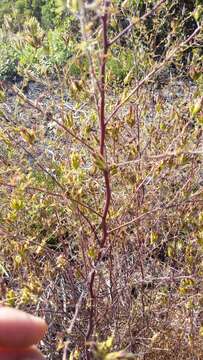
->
[0,43,19,80]
[15,17,77,77]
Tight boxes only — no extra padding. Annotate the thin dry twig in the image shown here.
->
[63,291,85,360]
[108,0,166,46]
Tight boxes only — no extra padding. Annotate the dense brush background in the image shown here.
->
[0,1,202,359]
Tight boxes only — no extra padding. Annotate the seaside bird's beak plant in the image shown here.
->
[0,0,202,359]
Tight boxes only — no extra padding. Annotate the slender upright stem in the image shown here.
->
[99,2,109,156]
[99,0,111,248]
[86,0,111,344]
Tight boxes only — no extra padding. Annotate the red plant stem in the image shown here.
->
[99,1,111,248]
[86,0,111,343]
[100,171,111,246]
[99,3,109,157]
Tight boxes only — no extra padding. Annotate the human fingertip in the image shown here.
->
[0,307,47,348]
[0,346,45,360]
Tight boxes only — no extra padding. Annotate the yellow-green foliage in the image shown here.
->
[0,1,202,359]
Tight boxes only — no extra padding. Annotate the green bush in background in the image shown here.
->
[0,43,19,80]
[0,0,202,82]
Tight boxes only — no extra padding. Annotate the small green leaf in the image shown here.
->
[10,198,24,211]
[20,128,35,145]
[14,254,22,267]
[193,5,203,22]
[189,97,202,117]
[0,90,5,102]
[124,69,134,85]
[105,351,136,360]
[125,106,135,127]
[67,0,80,14]
[69,349,80,360]
[167,245,174,258]
[160,123,166,130]
[93,152,107,171]
[87,246,97,260]
[70,152,80,170]
[150,232,158,244]
[6,289,16,307]
[21,287,32,305]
